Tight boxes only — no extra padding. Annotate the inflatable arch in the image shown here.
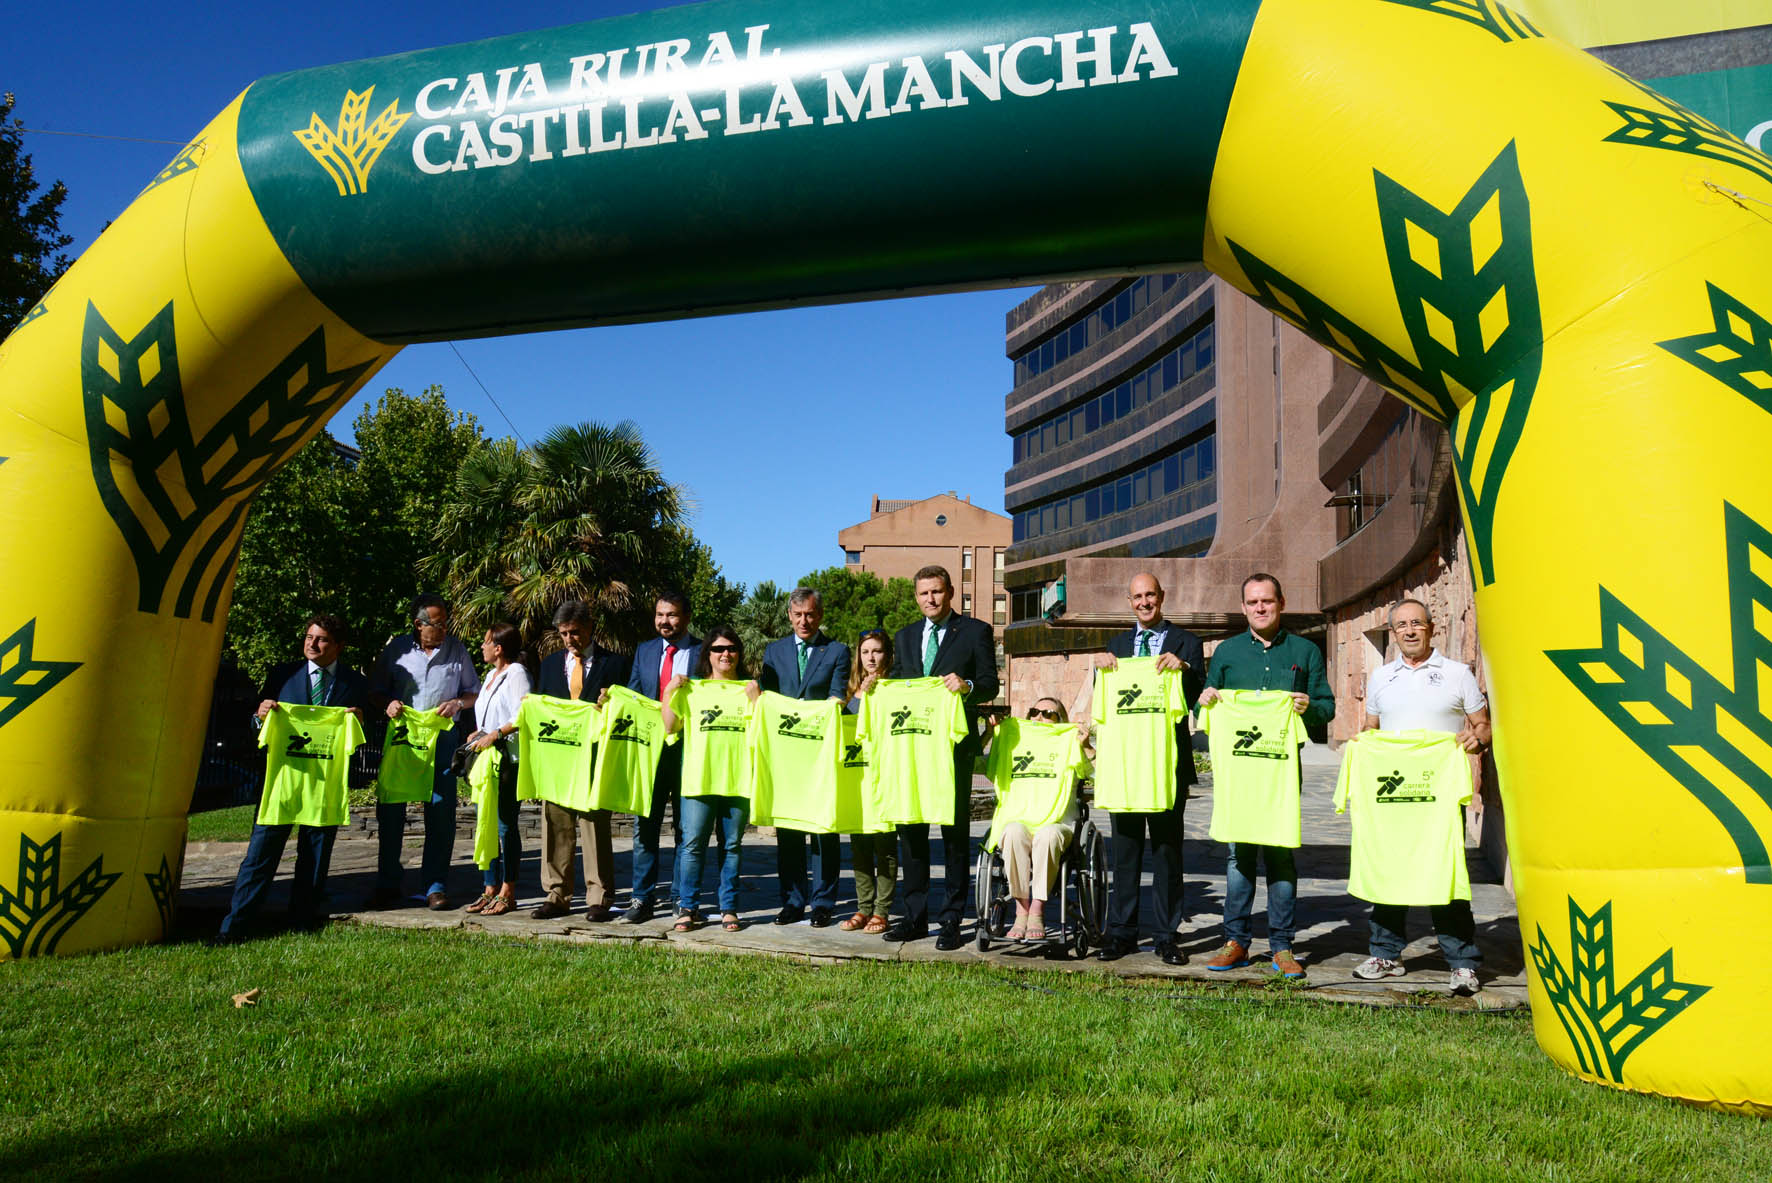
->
[1,0,1768,1112]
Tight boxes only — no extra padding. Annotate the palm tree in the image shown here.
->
[425,421,687,656]
[732,581,791,677]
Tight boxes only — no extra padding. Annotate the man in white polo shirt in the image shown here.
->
[1355,598,1492,994]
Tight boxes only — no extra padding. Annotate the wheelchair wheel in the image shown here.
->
[1075,820,1110,944]
[973,845,1000,952]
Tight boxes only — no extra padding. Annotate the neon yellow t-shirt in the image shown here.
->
[984,718,1091,852]
[375,705,455,803]
[667,678,754,799]
[256,706,366,827]
[749,692,844,832]
[1201,689,1306,847]
[856,678,969,826]
[1334,729,1473,905]
[466,745,503,871]
[516,695,599,809]
[1091,658,1189,813]
[591,686,665,815]
[835,713,890,834]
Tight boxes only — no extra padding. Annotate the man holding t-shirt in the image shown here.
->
[1356,598,1491,994]
[886,565,998,950]
[1198,573,1333,979]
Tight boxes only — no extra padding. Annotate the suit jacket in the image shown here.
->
[259,660,368,711]
[1106,619,1205,790]
[891,613,998,755]
[537,647,632,702]
[759,632,851,701]
[628,633,702,699]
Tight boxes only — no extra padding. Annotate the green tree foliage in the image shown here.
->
[1,92,74,339]
[793,565,921,647]
[659,527,745,637]
[425,420,700,656]
[732,581,791,677]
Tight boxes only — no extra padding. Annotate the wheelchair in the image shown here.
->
[973,790,1109,959]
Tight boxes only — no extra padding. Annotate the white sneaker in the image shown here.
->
[1449,967,1481,996]
[1354,956,1405,980]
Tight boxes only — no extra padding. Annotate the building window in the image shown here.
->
[935,514,948,527]
[1010,274,1197,384]
[993,550,1004,584]
[1011,431,1217,543]
[993,595,1007,626]
[844,549,861,564]
[962,593,973,614]
[961,548,973,571]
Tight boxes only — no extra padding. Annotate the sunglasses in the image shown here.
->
[708,644,741,654]
[1027,707,1059,721]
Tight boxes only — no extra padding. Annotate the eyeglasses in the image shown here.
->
[1027,707,1059,721]
[708,644,740,654]
[414,616,445,628]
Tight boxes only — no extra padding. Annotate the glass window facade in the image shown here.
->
[1011,322,1214,464]
[1011,434,1216,543]
[1011,274,1190,385]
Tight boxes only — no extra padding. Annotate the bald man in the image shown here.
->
[1096,572,1204,964]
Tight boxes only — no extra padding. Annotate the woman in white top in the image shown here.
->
[463,621,533,915]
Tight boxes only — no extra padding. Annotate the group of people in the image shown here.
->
[216,564,1494,994]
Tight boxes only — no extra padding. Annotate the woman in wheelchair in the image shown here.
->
[984,698,1092,942]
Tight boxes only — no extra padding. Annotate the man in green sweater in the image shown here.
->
[1198,573,1334,979]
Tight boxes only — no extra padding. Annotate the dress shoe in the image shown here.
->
[882,922,928,943]
[808,907,834,928]
[773,906,806,926]
[426,892,449,911]
[531,899,569,920]
[1204,940,1251,971]
[1097,935,1138,962]
[583,904,614,922]
[934,921,963,951]
[1154,939,1186,966]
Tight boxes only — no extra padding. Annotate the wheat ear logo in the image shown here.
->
[293,86,412,196]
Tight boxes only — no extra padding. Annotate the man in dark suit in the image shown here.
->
[215,614,368,942]
[1097,572,1205,965]
[758,587,852,926]
[886,564,999,950]
[619,590,700,922]
[532,599,632,921]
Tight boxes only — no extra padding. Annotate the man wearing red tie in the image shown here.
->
[619,591,701,923]
[532,599,630,920]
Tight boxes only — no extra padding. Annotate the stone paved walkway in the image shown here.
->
[180,760,1525,1011]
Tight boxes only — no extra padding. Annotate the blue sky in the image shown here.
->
[9,0,1035,591]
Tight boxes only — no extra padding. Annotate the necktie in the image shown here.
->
[1136,630,1150,657]
[309,667,327,705]
[796,641,808,681]
[922,623,939,676]
[659,643,677,701]
[568,651,584,701]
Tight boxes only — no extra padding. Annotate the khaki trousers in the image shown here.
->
[540,802,614,907]
[1001,822,1071,903]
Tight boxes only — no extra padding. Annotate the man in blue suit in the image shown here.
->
[215,614,368,942]
[618,590,700,922]
[757,587,852,926]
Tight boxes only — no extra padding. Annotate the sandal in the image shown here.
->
[863,915,889,935]
[465,890,496,914]
[673,908,703,932]
[484,892,517,917]
[721,913,742,932]
[1025,922,1047,942]
[839,911,870,931]
[1008,921,1029,941]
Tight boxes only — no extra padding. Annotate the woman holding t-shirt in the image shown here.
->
[840,629,897,934]
[463,621,532,916]
[661,626,752,933]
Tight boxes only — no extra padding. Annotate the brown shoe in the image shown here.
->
[1270,949,1306,980]
[583,904,614,922]
[863,915,890,935]
[531,898,570,920]
[426,892,449,911]
[1204,940,1250,971]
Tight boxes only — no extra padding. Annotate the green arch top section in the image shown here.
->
[236,0,1260,344]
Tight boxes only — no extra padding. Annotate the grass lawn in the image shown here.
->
[1,926,1763,1180]
[185,805,258,843]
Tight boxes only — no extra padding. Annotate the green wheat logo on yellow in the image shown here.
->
[293,87,411,196]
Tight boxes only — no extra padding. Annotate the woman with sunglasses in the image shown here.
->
[661,626,752,933]
[987,697,1090,943]
[839,629,897,934]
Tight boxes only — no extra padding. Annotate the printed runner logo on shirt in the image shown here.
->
[536,716,583,745]
[284,731,329,759]
[701,705,744,732]
[1375,768,1434,803]
[888,704,935,736]
[1230,723,1290,761]
[777,710,828,741]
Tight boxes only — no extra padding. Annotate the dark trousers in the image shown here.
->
[895,747,973,930]
[633,743,682,904]
[220,823,337,936]
[1370,900,1481,969]
[777,828,841,910]
[1107,794,1188,941]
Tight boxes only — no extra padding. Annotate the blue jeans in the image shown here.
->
[674,794,748,913]
[220,823,337,936]
[1370,901,1481,969]
[378,726,460,897]
[1223,843,1298,950]
[632,744,680,905]
[777,827,840,910]
[482,751,522,890]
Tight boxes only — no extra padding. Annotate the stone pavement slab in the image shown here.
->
[180,765,1525,1011]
